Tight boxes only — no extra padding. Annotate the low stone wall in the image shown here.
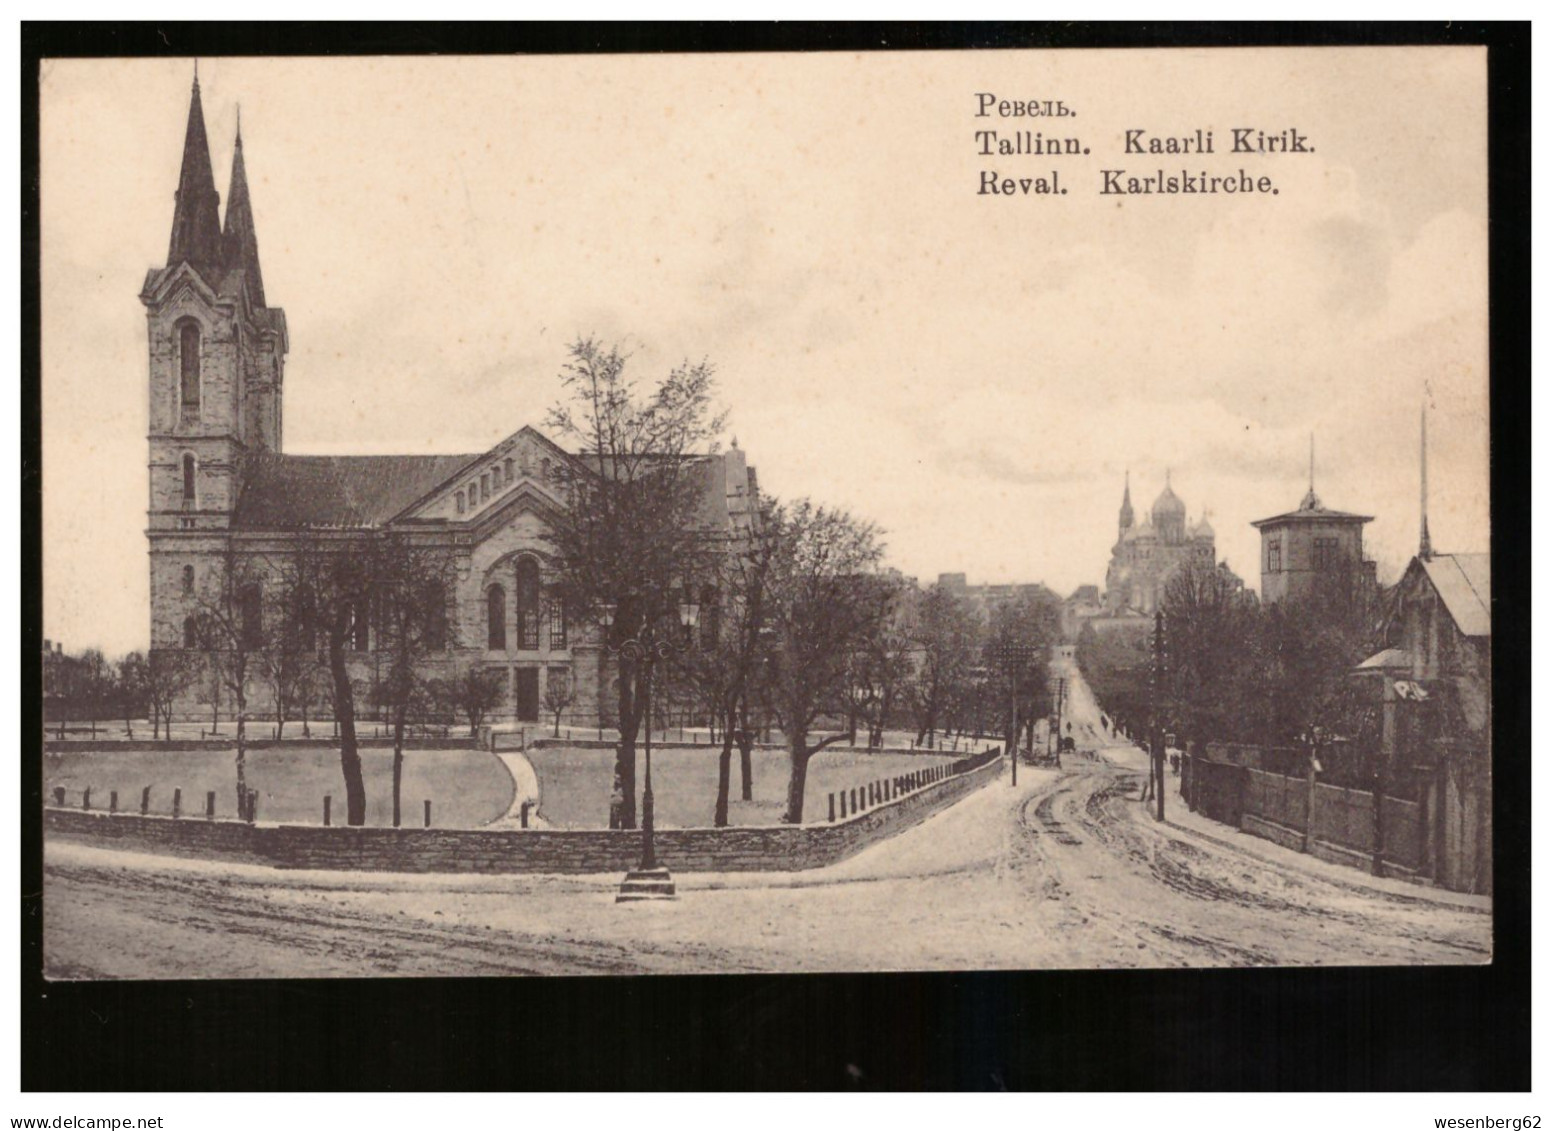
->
[44,736,478,754]
[44,750,1002,874]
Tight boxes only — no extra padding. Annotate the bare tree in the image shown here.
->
[543,669,576,738]
[761,501,894,824]
[189,547,268,816]
[143,648,197,741]
[676,500,779,826]
[435,663,507,739]
[909,583,979,749]
[373,536,452,827]
[284,536,376,825]
[543,336,726,829]
[117,652,149,740]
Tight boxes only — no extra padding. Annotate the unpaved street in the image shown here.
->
[43,658,1489,978]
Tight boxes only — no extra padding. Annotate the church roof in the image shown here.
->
[1191,515,1215,538]
[232,452,482,529]
[1417,553,1491,638]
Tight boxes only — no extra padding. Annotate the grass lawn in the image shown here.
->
[525,745,953,829]
[43,747,515,829]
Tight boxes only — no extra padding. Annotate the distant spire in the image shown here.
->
[167,65,223,276]
[221,100,266,306]
[1118,468,1135,531]
[1299,434,1322,511]
[1419,403,1433,560]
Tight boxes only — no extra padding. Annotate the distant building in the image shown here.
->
[1250,451,1375,606]
[1103,471,1222,615]
[1061,584,1103,641]
[935,573,1058,619]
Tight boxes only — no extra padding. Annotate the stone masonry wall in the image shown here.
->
[44,751,1002,874]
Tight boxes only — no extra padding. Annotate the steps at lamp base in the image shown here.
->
[616,866,676,902]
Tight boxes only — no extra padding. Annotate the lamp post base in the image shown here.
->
[616,866,676,903]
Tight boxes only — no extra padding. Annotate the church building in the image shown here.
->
[144,75,758,725]
[1102,472,1221,615]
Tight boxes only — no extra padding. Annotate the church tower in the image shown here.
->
[142,71,287,644]
[1117,470,1134,537]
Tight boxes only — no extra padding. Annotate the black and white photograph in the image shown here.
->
[22,23,1527,1101]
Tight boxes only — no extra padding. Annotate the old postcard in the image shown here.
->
[39,45,1492,981]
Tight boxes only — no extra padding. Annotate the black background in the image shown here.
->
[20,21,1531,1092]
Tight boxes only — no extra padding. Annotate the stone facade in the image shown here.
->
[143,80,755,729]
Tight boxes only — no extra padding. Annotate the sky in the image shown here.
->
[40,49,1489,656]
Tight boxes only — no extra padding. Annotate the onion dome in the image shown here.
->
[1152,471,1186,524]
[1191,513,1215,539]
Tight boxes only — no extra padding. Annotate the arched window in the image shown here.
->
[182,564,195,595]
[178,322,201,413]
[504,458,514,484]
[487,585,507,650]
[456,490,465,515]
[540,458,551,481]
[183,615,198,649]
[182,453,197,504]
[515,558,541,650]
[548,595,567,650]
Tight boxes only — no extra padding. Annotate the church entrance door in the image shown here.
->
[514,668,540,723]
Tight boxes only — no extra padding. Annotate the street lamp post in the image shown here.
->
[599,590,700,903]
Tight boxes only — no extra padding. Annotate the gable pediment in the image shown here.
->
[393,425,570,525]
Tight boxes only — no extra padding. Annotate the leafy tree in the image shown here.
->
[761,501,894,823]
[543,336,726,829]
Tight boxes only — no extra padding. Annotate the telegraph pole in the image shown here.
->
[1150,609,1167,822]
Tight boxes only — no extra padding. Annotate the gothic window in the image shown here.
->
[504,458,514,484]
[182,564,195,595]
[178,322,201,413]
[1267,538,1282,572]
[182,453,197,504]
[183,615,199,649]
[548,597,567,650]
[468,483,477,507]
[515,558,541,651]
[540,458,551,481]
[239,584,263,649]
[481,474,490,502]
[456,490,465,514]
[487,585,507,651]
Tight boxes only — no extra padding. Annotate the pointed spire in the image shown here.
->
[1419,403,1433,560]
[1118,468,1134,530]
[167,65,223,276]
[1299,433,1322,511]
[222,102,266,307]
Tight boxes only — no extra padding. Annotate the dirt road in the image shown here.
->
[43,657,1489,978]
